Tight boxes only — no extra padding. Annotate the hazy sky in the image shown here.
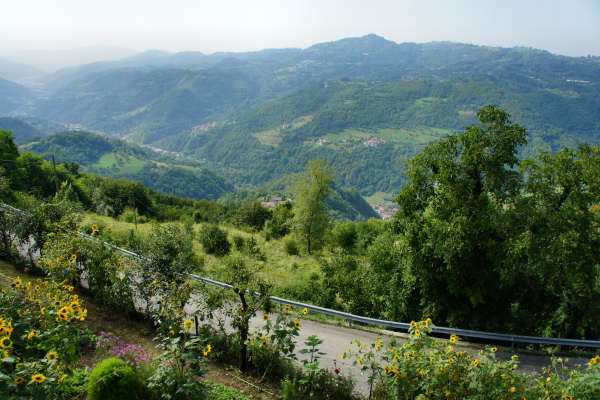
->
[2,0,599,57]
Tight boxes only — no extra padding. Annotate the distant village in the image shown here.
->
[368,202,399,221]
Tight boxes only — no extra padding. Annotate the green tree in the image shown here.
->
[511,145,600,337]
[393,105,527,329]
[233,200,271,230]
[264,201,293,239]
[293,160,333,254]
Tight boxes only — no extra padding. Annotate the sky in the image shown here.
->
[1,0,599,57]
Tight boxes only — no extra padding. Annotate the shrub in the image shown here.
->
[232,234,245,251]
[284,238,299,256]
[200,225,231,256]
[88,357,137,400]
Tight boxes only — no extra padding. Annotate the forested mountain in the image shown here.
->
[25,131,378,220]
[2,35,599,195]
[0,58,42,83]
[0,77,33,114]
[0,117,46,143]
[23,131,234,200]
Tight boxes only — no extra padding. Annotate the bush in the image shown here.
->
[284,238,299,256]
[88,358,137,400]
[232,234,245,251]
[200,225,231,256]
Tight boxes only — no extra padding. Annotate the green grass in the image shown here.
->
[92,153,146,174]
[79,212,324,293]
[252,129,282,146]
[376,126,449,145]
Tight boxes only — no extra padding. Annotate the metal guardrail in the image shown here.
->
[2,202,600,349]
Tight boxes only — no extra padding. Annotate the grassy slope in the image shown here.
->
[79,212,324,292]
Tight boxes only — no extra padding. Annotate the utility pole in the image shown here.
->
[130,191,137,230]
[51,154,59,197]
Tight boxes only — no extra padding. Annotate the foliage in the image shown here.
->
[298,335,326,397]
[264,201,294,239]
[200,224,231,257]
[391,106,600,337]
[136,222,199,313]
[293,160,333,254]
[147,335,211,400]
[39,226,135,314]
[344,320,600,400]
[0,277,91,400]
[233,200,271,230]
[247,305,302,379]
[223,255,272,371]
[207,382,251,400]
[87,357,137,400]
[284,238,299,256]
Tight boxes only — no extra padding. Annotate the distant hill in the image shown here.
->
[13,34,600,195]
[0,117,46,143]
[23,131,234,201]
[0,77,33,114]
[0,58,42,83]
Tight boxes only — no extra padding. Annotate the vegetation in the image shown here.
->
[88,358,137,400]
[292,160,333,254]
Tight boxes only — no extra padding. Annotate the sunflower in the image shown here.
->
[58,374,68,383]
[46,350,58,361]
[40,307,46,316]
[71,254,77,261]
[294,321,301,329]
[11,279,22,288]
[0,337,12,349]
[31,374,46,383]
[284,304,292,312]
[183,319,194,331]
[14,377,24,384]
[263,313,269,320]
[491,347,498,353]
[302,308,308,315]
[472,359,480,367]
[27,330,40,340]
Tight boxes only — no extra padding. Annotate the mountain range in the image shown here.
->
[1,34,599,197]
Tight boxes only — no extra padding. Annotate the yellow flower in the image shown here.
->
[58,374,67,383]
[207,344,212,352]
[46,350,58,361]
[12,279,22,288]
[27,330,40,340]
[341,353,346,360]
[509,387,516,393]
[14,377,24,384]
[449,335,456,344]
[414,329,421,337]
[40,307,45,315]
[491,347,498,353]
[472,359,479,367]
[294,321,301,329]
[263,313,269,320]
[302,308,308,315]
[284,304,292,312]
[32,374,46,383]
[170,329,175,336]
[0,337,12,348]
[91,224,99,234]
[71,254,77,261]
[183,319,194,331]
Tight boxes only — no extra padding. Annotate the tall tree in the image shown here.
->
[293,159,333,254]
[393,106,527,329]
